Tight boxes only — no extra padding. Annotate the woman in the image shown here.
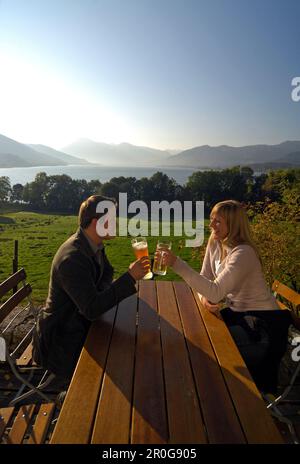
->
[161,200,292,393]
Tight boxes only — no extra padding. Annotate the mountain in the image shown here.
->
[62,138,171,167]
[2,133,300,170]
[0,134,90,168]
[271,151,300,165]
[164,141,300,168]
[28,144,90,165]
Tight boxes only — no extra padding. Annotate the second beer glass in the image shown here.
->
[153,240,172,276]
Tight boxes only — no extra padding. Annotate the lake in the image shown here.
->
[0,165,200,186]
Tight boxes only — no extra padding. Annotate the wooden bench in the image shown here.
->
[0,268,35,367]
[0,402,57,444]
[272,280,300,326]
[264,280,300,443]
[0,268,53,405]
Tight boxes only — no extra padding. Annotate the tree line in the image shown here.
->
[0,166,299,214]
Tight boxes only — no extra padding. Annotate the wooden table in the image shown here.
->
[50,281,283,444]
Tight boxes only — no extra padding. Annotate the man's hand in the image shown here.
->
[128,256,151,281]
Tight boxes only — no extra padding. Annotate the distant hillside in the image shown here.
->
[28,144,90,165]
[2,133,300,170]
[62,139,171,166]
[0,134,90,168]
[0,153,32,168]
[272,151,300,165]
[164,141,300,168]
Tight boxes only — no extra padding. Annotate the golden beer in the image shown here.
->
[131,237,153,280]
[153,240,172,276]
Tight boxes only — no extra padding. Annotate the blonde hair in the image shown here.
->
[209,200,261,260]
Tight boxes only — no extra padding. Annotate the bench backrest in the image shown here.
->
[0,269,32,324]
[272,280,300,313]
[0,269,33,362]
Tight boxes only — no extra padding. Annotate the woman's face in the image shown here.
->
[209,212,229,241]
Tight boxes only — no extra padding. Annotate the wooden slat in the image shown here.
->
[0,268,26,299]
[17,341,33,366]
[272,280,300,307]
[91,293,138,444]
[131,280,168,444]
[173,282,246,443]
[27,403,55,444]
[50,306,117,444]
[276,300,288,310]
[0,407,15,440]
[192,290,284,444]
[7,404,35,444]
[0,284,32,324]
[157,281,207,444]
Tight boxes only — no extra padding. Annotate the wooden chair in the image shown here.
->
[0,402,57,444]
[263,280,300,443]
[0,269,55,406]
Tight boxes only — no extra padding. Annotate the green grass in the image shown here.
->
[0,212,210,304]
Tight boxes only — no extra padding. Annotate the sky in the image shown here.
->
[0,0,299,151]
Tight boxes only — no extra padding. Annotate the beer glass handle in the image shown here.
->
[158,250,166,266]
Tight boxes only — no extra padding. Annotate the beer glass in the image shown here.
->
[153,240,172,276]
[131,237,153,280]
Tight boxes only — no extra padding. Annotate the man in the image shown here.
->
[33,195,149,381]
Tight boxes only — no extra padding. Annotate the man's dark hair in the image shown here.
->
[79,195,117,229]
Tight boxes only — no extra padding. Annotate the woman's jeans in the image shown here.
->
[220,308,292,393]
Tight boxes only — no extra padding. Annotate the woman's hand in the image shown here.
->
[128,256,151,281]
[154,249,177,267]
[200,295,222,315]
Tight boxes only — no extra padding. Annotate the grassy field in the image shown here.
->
[0,211,210,304]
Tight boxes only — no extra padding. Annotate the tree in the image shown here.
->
[135,177,154,204]
[100,181,120,199]
[249,197,300,292]
[44,175,77,211]
[149,172,178,202]
[248,173,268,203]
[23,172,49,209]
[0,176,11,202]
[87,180,102,195]
[187,170,223,212]
[11,183,24,202]
[261,168,300,202]
[109,176,138,203]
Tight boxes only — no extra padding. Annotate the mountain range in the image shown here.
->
[0,134,90,168]
[62,138,171,167]
[163,141,300,168]
[0,133,299,170]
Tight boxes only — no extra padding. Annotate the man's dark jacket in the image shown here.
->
[33,228,136,378]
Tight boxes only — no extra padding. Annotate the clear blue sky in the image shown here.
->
[0,0,299,150]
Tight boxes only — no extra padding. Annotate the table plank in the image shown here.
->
[173,282,246,443]
[192,290,284,444]
[50,306,117,444]
[131,280,168,444]
[91,293,138,444]
[157,281,207,444]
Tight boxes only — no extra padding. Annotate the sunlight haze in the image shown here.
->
[0,0,299,151]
